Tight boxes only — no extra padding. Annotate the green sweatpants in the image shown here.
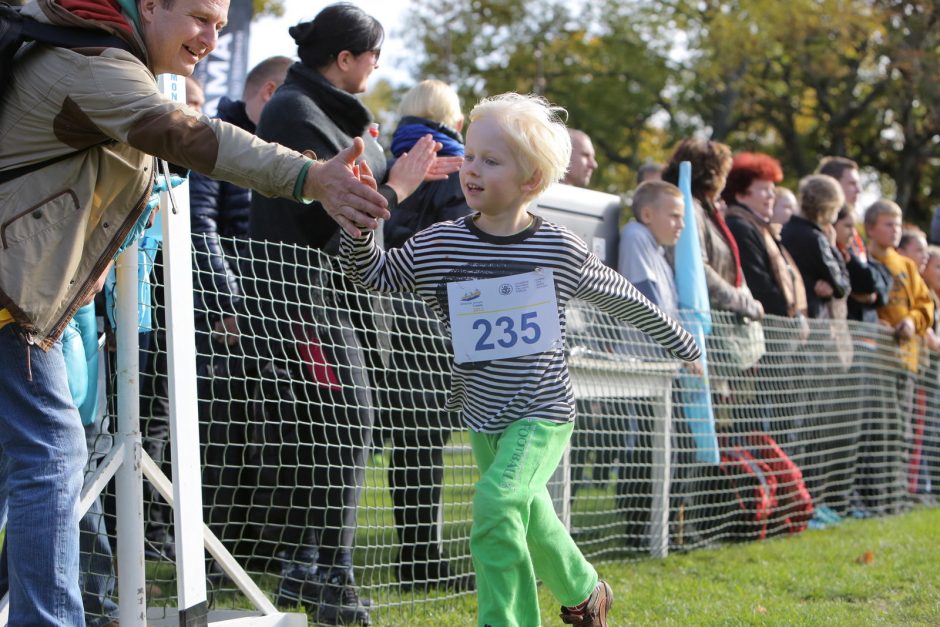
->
[469,419,597,627]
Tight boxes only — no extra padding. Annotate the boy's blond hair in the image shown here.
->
[863,198,903,228]
[468,93,571,198]
[798,174,844,225]
[398,80,463,130]
[632,181,682,221]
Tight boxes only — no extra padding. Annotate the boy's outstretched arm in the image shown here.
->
[338,227,417,295]
[575,253,701,362]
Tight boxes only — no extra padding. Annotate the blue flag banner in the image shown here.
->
[674,161,720,464]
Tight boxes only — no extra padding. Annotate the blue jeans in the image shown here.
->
[0,324,86,624]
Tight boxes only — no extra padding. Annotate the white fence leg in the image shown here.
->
[157,73,209,624]
[650,382,673,559]
[116,242,148,626]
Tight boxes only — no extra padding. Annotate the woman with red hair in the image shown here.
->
[723,152,808,320]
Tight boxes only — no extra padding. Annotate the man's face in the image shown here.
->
[140,0,229,76]
[839,168,862,208]
[564,132,598,188]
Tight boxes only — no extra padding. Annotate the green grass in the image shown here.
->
[368,506,940,626]
[141,444,940,625]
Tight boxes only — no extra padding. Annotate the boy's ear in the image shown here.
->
[637,206,651,224]
[521,171,542,196]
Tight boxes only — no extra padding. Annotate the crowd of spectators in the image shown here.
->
[3,0,939,624]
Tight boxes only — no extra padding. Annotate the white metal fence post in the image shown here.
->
[116,242,148,626]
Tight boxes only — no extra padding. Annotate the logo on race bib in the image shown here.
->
[461,289,481,302]
[499,283,513,296]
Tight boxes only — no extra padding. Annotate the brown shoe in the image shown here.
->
[559,580,613,626]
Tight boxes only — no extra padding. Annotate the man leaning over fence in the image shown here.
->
[0,0,389,622]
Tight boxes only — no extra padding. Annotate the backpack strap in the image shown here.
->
[0,3,132,184]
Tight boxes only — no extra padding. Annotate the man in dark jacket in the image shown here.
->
[191,56,292,346]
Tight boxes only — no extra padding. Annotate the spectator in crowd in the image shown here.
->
[779,175,852,512]
[817,156,862,210]
[616,180,686,545]
[661,139,762,546]
[919,247,940,497]
[898,230,939,501]
[186,74,205,111]
[637,161,664,185]
[723,153,807,321]
[833,206,891,325]
[781,176,851,320]
[619,181,684,315]
[723,153,810,445]
[380,79,474,591]
[771,186,798,227]
[247,4,450,622]
[188,55,292,567]
[928,205,940,245]
[339,91,701,627]
[662,139,763,322]
[0,0,388,620]
[559,127,611,494]
[865,200,934,371]
[898,229,929,274]
[865,199,934,507]
[562,128,598,187]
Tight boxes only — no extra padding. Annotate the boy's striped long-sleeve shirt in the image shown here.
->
[340,215,701,433]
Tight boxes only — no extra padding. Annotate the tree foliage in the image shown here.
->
[401,0,940,225]
[251,0,284,19]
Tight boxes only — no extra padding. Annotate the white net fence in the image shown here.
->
[69,236,939,624]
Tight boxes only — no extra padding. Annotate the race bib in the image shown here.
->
[447,269,562,364]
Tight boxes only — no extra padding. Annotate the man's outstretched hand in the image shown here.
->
[303,137,390,237]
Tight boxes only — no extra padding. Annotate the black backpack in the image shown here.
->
[0,2,132,184]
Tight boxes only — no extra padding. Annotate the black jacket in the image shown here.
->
[725,207,792,317]
[189,97,252,321]
[246,63,397,335]
[249,63,396,252]
[845,251,892,324]
[780,215,850,319]
[383,116,471,249]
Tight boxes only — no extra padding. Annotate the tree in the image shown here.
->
[403,0,673,194]
[252,0,284,18]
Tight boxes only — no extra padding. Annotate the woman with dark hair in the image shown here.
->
[662,139,764,321]
[247,4,453,623]
[661,139,764,546]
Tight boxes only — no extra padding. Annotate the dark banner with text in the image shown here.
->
[192,0,253,116]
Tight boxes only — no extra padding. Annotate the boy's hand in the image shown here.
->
[894,317,915,340]
[814,280,834,298]
[685,359,704,376]
[212,315,239,346]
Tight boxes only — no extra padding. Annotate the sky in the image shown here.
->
[247,1,414,88]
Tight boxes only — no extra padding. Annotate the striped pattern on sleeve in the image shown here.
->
[340,215,700,433]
